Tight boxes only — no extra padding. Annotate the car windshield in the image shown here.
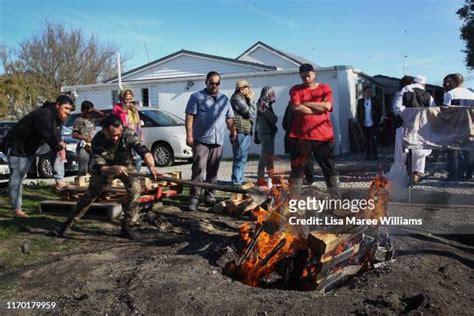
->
[143,110,184,126]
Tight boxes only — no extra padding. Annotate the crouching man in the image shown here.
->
[51,115,159,240]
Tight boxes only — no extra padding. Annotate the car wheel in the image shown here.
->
[152,143,174,167]
[38,157,54,178]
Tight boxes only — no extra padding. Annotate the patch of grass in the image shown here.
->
[0,225,17,240]
[0,235,80,271]
[0,281,17,297]
[0,184,58,218]
[0,184,62,241]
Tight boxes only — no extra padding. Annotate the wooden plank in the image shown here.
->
[307,232,353,256]
[39,200,122,220]
[307,225,366,256]
[74,175,90,187]
[316,265,362,293]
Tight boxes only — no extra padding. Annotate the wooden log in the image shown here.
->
[316,265,362,293]
[39,200,122,220]
[307,232,353,257]
[74,175,90,187]
[307,226,367,257]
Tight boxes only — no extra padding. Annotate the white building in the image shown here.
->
[63,41,379,158]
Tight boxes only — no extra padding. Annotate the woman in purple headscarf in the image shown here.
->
[255,86,277,186]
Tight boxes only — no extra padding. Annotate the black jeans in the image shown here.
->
[286,137,315,182]
[290,139,337,180]
[363,125,378,158]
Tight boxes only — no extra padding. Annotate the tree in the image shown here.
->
[0,46,49,118]
[457,0,474,70]
[16,20,130,99]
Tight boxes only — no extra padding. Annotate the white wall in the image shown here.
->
[75,88,115,109]
[73,67,358,158]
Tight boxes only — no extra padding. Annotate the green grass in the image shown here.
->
[0,183,77,271]
[0,183,61,240]
[0,225,17,240]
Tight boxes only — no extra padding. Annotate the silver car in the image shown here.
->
[65,108,192,167]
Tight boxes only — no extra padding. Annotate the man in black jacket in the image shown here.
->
[356,86,382,160]
[1,95,74,218]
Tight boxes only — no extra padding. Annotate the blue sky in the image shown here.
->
[0,0,472,87]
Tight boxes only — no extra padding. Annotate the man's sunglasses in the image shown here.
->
[208,81,220,86]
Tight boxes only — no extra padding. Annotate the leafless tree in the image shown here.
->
[17,20,130,98]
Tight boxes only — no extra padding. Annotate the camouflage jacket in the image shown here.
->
[91,127,150,174]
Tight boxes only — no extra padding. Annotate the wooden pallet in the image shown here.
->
[348,118,366,152]
[39,200,123,220]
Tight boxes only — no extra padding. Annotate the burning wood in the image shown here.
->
[222,175,393,292]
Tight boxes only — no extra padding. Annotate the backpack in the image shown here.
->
[403,88,431,108]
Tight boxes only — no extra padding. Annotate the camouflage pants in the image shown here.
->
[65,171,142,228]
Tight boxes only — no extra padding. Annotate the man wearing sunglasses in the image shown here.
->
[185,71,236,212]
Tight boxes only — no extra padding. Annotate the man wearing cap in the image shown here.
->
[288,63,340,199]
[0,95,74,218]
[230,79,256,186]
[185,71,237,211]
[393,75,435,183]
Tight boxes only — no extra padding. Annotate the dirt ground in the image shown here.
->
[0,202,473,315]
[1,149,473,315]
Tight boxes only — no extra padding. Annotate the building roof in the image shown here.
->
[236,41,319,68]
[106,49,277,83]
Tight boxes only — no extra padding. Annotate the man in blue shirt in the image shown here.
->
[185,71,236,211]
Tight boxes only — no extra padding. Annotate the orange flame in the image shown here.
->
[233,175,390,288]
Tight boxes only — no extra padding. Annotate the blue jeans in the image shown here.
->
[54,152,65,181]
[232,133,251,185]
[7,150,34,210]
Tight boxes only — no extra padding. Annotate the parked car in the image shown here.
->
[65,108,192,167]
[0,121,79,179]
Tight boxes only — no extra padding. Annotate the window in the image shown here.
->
[142,88,149,107]
[112,90,119,105]
[142,110,184,126]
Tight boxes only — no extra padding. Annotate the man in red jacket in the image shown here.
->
[288,63,340,199]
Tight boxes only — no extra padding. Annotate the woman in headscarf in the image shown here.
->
[255,86,277,186]
[112,88,143,171]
